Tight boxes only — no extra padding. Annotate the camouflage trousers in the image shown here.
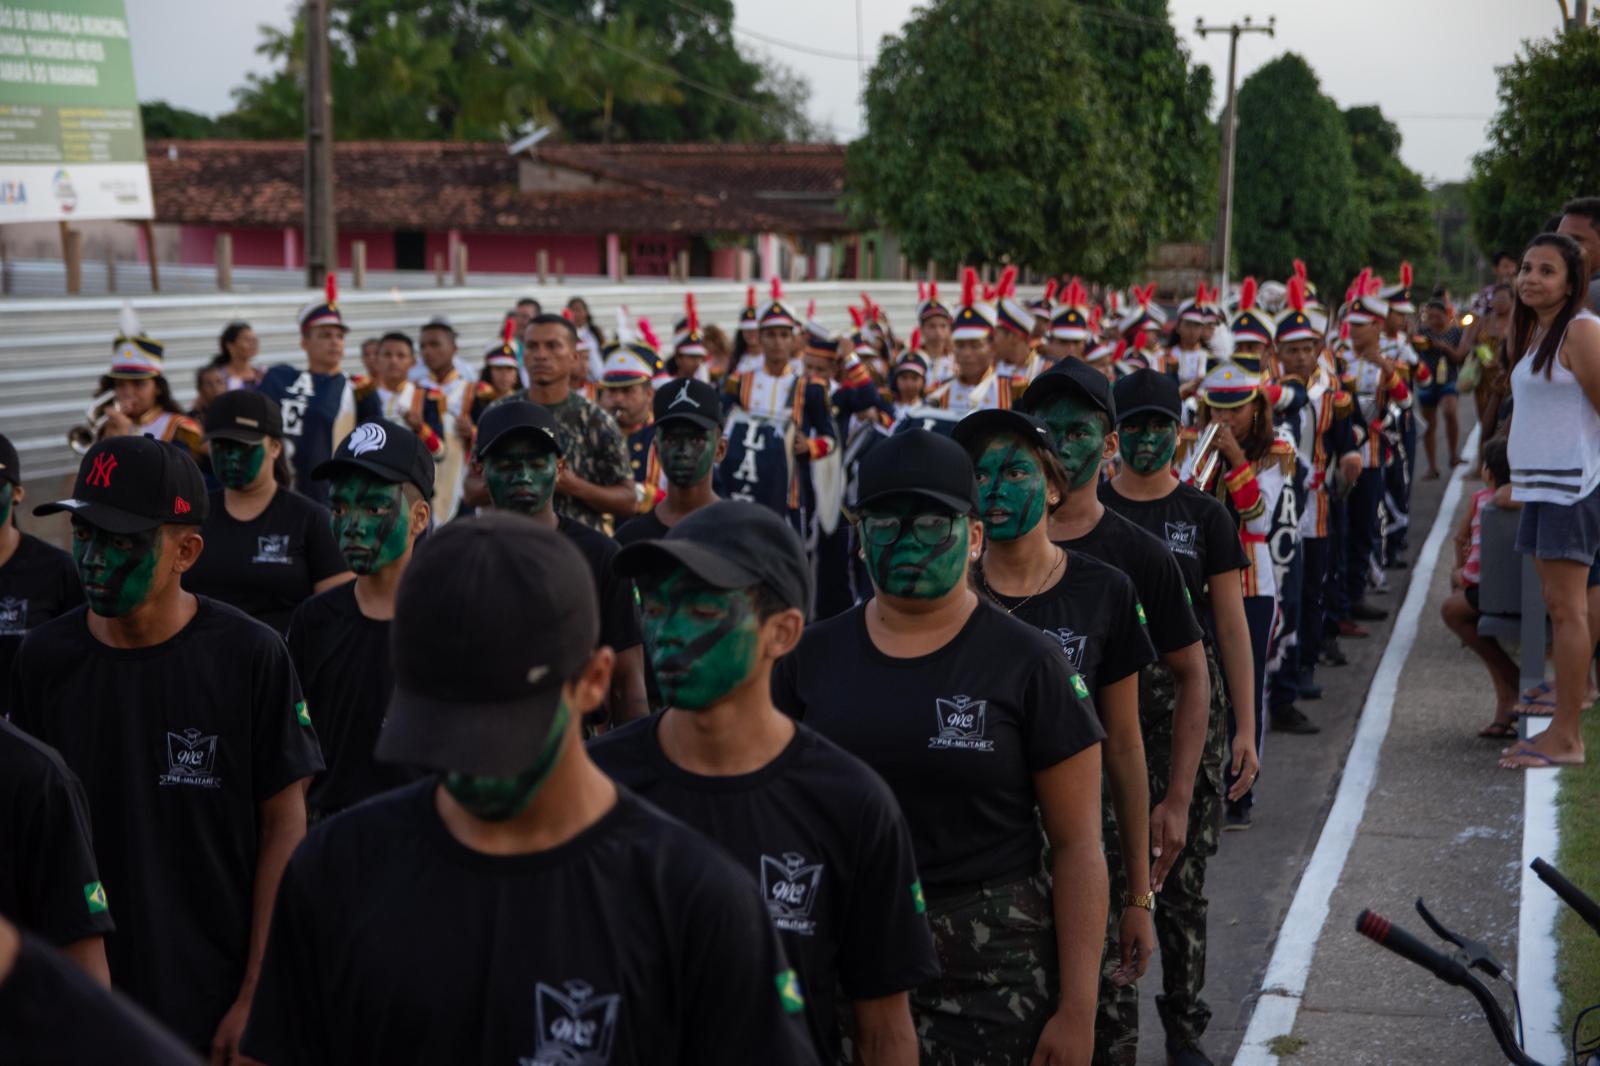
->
[1093,649,1229,1065]
[914,870,1058,1065]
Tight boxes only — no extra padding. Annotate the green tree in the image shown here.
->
[848,0,1208,282]
[1343,105,1436,283]
[1231,53,1365,294]
[1468,25,1600,258]
[139,101,225,139]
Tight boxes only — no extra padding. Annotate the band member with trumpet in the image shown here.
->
[82,307,204,462]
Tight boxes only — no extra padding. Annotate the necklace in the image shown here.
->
[977,547,1065,616]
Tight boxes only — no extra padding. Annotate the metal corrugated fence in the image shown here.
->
[2,280,929,483]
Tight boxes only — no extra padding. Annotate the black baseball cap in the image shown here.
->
[377,514,599,777]
[312,421,436,499]
[204,389,283,443]
[474,401,561,460]
[0,432,18,486]
[1113,369,1182,425]
[856,429,979,515]
[1018,357,1115,420]
[652,378,723,432]
[35,436,208,533]
[615,500,811,615]
[950,408,1055,457]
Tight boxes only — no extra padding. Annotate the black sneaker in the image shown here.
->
[1298,679,1323,700]
[1166,1037,1217,1065]
[1350,599,1389,621]
[1223,805,1252,831]
[1271,705,1321,734]
[1384,556,1410,571]
[1320,640,1349,667]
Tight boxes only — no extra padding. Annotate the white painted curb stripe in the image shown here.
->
[1233,425,1480,1065]
[1518,713,1563,1062]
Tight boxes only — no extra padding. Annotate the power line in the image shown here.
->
[662,0,862,62]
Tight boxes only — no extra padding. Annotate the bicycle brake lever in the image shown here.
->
[1414,898,1507,979]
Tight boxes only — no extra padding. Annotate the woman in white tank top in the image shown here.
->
[1500,234,1600,770]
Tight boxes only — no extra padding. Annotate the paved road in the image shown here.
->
[1131,427,1490,1065]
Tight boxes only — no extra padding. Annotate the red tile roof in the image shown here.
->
[146,140,849,235]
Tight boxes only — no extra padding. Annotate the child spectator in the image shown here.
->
[1440,437,1522,738]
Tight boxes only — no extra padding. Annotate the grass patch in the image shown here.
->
[1266,1034,1308,1056]
[1555,705,1600,1042]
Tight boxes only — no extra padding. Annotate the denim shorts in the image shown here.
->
[1515,484,1600,567]
[1417,381,1457,407]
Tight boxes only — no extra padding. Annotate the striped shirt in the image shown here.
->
[1509,309,1600,506]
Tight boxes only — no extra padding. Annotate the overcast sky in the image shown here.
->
[127,0,1559,184]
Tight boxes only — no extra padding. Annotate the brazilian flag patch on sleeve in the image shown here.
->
[84,881,108,915]
[775,969,806,1014]
[295,700,312,727]
[1070,673,1091,700]
[911,880,926,914]
[1136,603,1148,625]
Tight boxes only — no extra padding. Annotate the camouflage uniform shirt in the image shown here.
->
[492,389,631,530]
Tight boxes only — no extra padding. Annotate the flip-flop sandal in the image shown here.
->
[1478,721,1518,739]
[1512,700,1555,718]
[1520,681,1553,702]
[1499,745,1584,769]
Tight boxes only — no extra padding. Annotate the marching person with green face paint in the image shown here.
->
[774,430,1106,1066]
[473,402,648,726]
[288,421,435,821]
[242,514,823,1066]
[950,408,1161,1035]
[0,431,84,721]
[593,500,939,1064]
[15,436,323,1059]
[1022,361,1233,1066]
[614,378,727,545]
[185,390,351,635]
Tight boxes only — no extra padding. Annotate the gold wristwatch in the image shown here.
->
[1127,891,1155,911]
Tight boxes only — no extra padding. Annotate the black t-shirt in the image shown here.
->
[6,598,324,1048]
[1054,506,1205,656]
[0,533,83,719]
[242,781,821,1066]
[0,932,204,1065]
[589,718,940,1056]
[287,581,422,818]
[613,508,672,547]
[984,549,1158,699]
[1099,482,1247,632]
[558,515,641,653]
[0,717,114,948]
[772,602,1104,889]
[184,487,348,635]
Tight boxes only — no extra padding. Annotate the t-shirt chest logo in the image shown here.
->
[760,851,824,935]
[1164,521,1200,558]
[159,728,223,788]
[252,534,293,565]
[0,596,27,635]
[1042,627,1088,671]
[522,979,620,1066]
[929,695,995,752]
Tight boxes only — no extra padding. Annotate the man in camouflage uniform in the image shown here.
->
[1097,651,1229,1066]
[490,313,635,529]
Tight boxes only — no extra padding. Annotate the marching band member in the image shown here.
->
[415,315,479,523]
[991,266,1037,381]
[596,335,668,518]
[924,267,1013,413]
[1170,284,1213,399]
[1042,278,1093,366]
[733,284,764,375]
[93,306,204,462]
[916,279,956,384]
[669,293,713,382]
[355,333,448,466]
[1378,264,1420,569]
[259,274,359,506]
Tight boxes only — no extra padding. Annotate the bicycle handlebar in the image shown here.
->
[1532,858,1600,938]
[1355,910,1544,1066]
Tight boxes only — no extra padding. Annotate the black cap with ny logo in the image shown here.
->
[36,436,208,533]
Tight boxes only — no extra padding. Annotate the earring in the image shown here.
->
[1049,496,1060,505]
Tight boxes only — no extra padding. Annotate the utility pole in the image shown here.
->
[1197,14,1274,297]
[303,0,337,288]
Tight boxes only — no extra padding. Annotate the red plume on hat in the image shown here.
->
[770,276,783,302]
[561,307,574,321]
[961,266,978,309]
[981,283,997,301]
[918,280,927,301]
[1350,268,1372,305]
[909,328,922,351]
[806,299,817,320]
[1239,276,1258,312]
[1400,260,1413,289]
[997,264,1018,299]
[745,285,756,311]
[1132,329,1149,351]
[1139,283,1157,308]
[684,293,700,333]
[1113,338,1129,363]
[849,306,864,329]
[324,272,338,308]
[1108,291,1121,314]
[501,316,516,346]
[1293,258,1307,283]
[1193,281,1206,306]
[1042,278,1058,303]
[928,280,939,303]
[1089,305,1103,331]
[637,318,661,351]
[1286,275,1307,315]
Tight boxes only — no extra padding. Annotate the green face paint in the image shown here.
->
[327,472,412,576]
[637,566,762,710]
[859,496,969,600]
[658,424,716,488]
[483,435,559,517]
[0,489,12,527]
[1118,415,1178,475]
[71,517,161,618]
[1037,395,1106,490]
[441,701,571,820]
[974,436,1046,541]
[210,438,266,490]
